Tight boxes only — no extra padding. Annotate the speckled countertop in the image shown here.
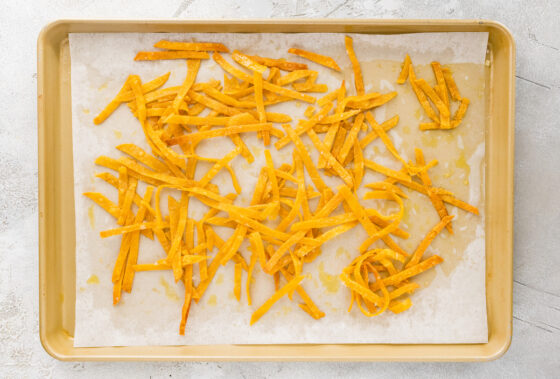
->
[1,0,559,377]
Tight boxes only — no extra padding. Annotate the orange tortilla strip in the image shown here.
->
[232,50,268,74]
[406,215,453,268]
[396,54,411,84]
[288,48,341,71]
[250,275,304,325]
[134,51,210,60]
[154,40,229,52]
[344,36,364,95]
[248,55,308,71]
[415,148,453,234]
[167,123,273,145]
[93,76,131,125]
[213,53,315,103]
[442,67,462,101]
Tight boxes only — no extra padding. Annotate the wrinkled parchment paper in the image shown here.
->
[70,32,488,347]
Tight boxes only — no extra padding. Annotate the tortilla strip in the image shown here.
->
[288,48,341,71]
[154,40,229,52]
[134,51,210,60]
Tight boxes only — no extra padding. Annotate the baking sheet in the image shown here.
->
[70,32,488,347]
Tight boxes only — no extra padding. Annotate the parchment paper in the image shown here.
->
[70,32,488,347]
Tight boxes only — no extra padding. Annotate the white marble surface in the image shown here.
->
[0,0,558,377]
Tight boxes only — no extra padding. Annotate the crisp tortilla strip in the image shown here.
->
[396,54,411,84]
[280,268,324,319]
[154,40,228,52]
[213,53,315,103]
[232,50,268,73]
[100,221,164,238]
[318,81,346,169]
[129,75,147,124]
[134,51,210,60]
[282,124,328,193]
[345,92,397,112]
[264,149,280,216]
[188,90,241,116]
[306,128,354,188]
[167,123,273,146]
[337,113,364,164]
[442,67,462,101]
[115,156,192,186]
[290,212,358,232]
[253,70,270,144]
[276,70,315,86]
[112,254,126,305]
[280,187,320,199]
[275,102,333,149]
[201,85,255,108]
[248,231,267,269]
[172,59,201,112]
[93,76,131,125]
[117,144,170,174]
[371,255,443,290]
[338,185,387,250]
[116,72,171,103]
[234,262,243,301]
[409,65,439,123]
[415,148,453,233]
[415,78,450,129]
[364,159,411,183]
[248,55,308,71]
[388,175,479,214]
[221,225,248,265]
[267,67,281,84]
[205,216,237,228]
[246,250,258,306]
[431,61,449,108]
[340,272,383,306]
[198,147,241,191]
[166,193,189,281]
[359,192,405,251]
[250,275,304,325]
[363,112,408,170]
[341,92,380,107]
[122,186,154,292]
[316,110,361,124]
[295,213,356,259]
[344,36,364,95]
[117,166,128,208]
[179,289,192,335]
[84,192,121,219]
[276,154,305,233]
[288,48,341,71]
[353,142,365,189]
[133,263,172,271]
[406,215,454,268]
[117,177,137,226]
[365,182,407,199]
[451,97,470,128]
[185,187,237,207]
[265,193,344,270]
